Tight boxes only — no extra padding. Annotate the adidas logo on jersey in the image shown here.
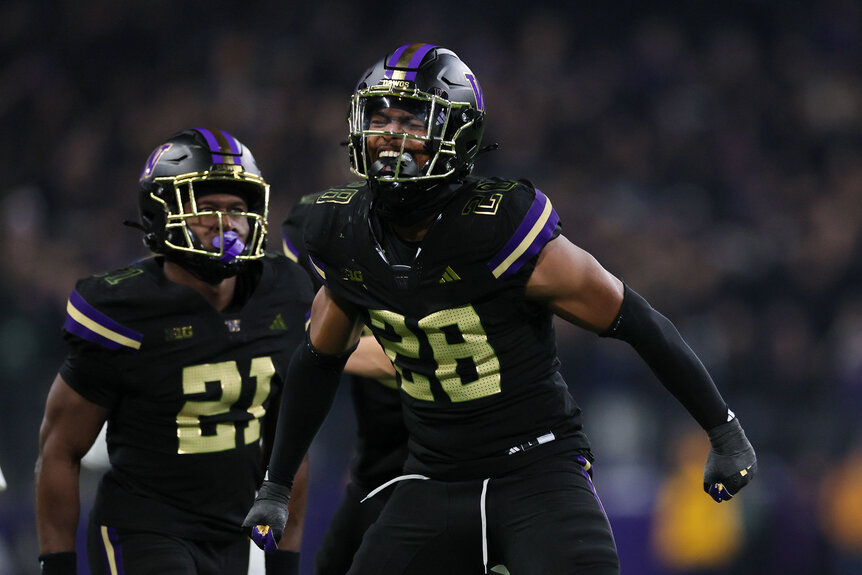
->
[269,314,287,331]
[439,266,461,284]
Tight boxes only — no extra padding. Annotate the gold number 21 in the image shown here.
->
[176,357,275,454]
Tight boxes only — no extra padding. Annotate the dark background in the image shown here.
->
[2,1,862,573]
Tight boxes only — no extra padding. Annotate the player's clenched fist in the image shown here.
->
[242,480,292,552]
[703,416,757,502]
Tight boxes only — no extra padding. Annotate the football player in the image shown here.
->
[244,44,757,575]
[282,198,408,575]
[36,128,315,575]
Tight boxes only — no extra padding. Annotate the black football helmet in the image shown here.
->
[348,43,486,224]
[137,128,269,283]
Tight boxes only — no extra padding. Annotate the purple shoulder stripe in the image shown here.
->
[487,190,559,279]
[281,232,300,262]
[308,254,327,286]
[64,289,143,351]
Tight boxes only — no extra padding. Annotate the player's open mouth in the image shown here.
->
[376,150,410,173]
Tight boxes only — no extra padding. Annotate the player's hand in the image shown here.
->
[703,416,757,502]
[242,480,292,552]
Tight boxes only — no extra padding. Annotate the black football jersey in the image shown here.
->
[282,197,409,490]
[60,255,313,540]
[302,177,592,480]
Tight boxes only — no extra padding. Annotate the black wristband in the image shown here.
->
[39,551,77,575]
[601,284,728,429]
[265,550,300,575]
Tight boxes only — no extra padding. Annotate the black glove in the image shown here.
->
[39,552,76,575]
[703,416,757,502]
[242,480,292,552]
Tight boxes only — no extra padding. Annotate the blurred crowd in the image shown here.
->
[2,1,862,573]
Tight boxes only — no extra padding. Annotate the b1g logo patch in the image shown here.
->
[139,143,173,181]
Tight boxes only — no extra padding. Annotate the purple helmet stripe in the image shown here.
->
[385,44,411,74]
[196,128,226,165]
[221,129,242,158]
[487,189,560,279]
[195,127,243,166]
[384,43,436,81]
[406,44,436,70]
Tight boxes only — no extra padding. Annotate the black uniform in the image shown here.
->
[282,196,409,575]
[60,255,313,573]
[301,178,618,574]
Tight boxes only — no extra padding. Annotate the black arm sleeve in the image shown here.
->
[266,334,355,486]
[600,284,728,430]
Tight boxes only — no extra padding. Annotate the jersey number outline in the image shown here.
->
[176,357,275,454]
[369,306,501,403]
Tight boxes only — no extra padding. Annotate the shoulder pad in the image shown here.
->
[64,272,145,351]
[454,178,560,279]
[282,185,364,263]
[303,182,370,246]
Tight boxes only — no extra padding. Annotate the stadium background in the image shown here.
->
[2,1,861,573]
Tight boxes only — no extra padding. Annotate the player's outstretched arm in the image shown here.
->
[525,235,624,332]
[244,287,364,551]
[35,375,109,574]
[344,335,396,380]
[526,235,756,501]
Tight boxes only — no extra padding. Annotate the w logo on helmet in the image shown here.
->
[139,143,173,181]
[465,73,484,112]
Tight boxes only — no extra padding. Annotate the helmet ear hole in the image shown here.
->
[143,233,159,250]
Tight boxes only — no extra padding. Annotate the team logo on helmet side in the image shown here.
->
[140,143,173,181]
[465,74,484,112]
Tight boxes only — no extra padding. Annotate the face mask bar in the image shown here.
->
[348,87,478,183]
[149,171,269,261]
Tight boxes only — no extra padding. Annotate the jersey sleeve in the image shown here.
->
[281,194,316,278]
[59,283,141,408]
[486,186,560,280]
[474,180,561,287]
[301,184,368,289]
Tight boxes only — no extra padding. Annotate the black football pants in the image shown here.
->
[315,481,392,575]
[346,453,620,575]
[86,522,249,575]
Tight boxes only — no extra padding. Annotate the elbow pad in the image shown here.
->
[601,284,728,430]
